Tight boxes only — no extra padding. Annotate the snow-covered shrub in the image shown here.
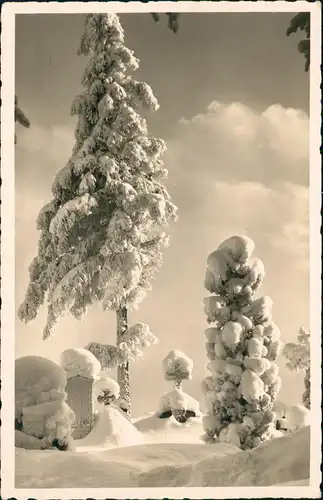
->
[158,350,200,423]
[162,349,193,389]
[15,356,75,450]
[60,347,101,380]
[23,399,75,450]
[202,235,282,449]
[157,388,201,423]
[18,14,177,417]
[283,327,311,409]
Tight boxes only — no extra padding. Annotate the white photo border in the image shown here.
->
[1,1,321,498]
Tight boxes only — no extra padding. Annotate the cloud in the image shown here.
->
[14,101,310,413]
[168,101,309,187]
[165,101,309,269]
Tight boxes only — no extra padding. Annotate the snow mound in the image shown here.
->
[15,441,238,488]
[189,426,310,487]
[60,348,101,379]
[162,350,193,380]
[158,389,201,415]
[15,356,67,417]
[285,405,311,432]
[15,430,44,450]
[134,413,204,444]
[15,426,310,488]
[76,406,144,450]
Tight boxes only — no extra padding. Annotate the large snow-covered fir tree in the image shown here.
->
[283,327,311,409]
[202,235,283,449]
[18,14,177,415]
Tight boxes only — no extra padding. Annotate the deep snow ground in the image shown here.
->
[15,409,310,488]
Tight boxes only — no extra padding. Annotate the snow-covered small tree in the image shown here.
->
[283,327,311,409]
[202,235,283,450]
[162,349,193,389]
[18,14,177,416]
[158,350,200,423]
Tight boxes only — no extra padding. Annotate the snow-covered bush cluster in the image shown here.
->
[15,356,75,450]
[283,327,311,409]
[202,235,283,449]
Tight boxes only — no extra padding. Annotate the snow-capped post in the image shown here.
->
[162,350,194,390]
[202,235,283,450]
[60,348,101,439]
[283,327,311,410]
[18,14,177,418]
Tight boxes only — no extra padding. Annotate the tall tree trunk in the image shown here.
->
[116,306,131,416]
[174,379,182,390]
[303,366,310,410]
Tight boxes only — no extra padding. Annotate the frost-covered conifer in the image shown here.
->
[283,327,311,409]
[202,235,283,449]
[18,14,177,416]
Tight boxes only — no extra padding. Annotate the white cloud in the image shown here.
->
[165,101,309,269]
[171,101,309,187]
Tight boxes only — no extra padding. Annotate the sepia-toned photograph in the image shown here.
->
[1,1,321,498]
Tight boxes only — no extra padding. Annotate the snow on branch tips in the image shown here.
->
[117,322,158,364]
[201,235,283,450]
[283,327,311,409]
[85,322,157,369]
[85,342,119,370]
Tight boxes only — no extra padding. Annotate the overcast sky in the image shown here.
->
[15,12,309,416]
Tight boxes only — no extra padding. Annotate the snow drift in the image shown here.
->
[134,412,204,444]
[15,426,310,488]
[77,405,144,450]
